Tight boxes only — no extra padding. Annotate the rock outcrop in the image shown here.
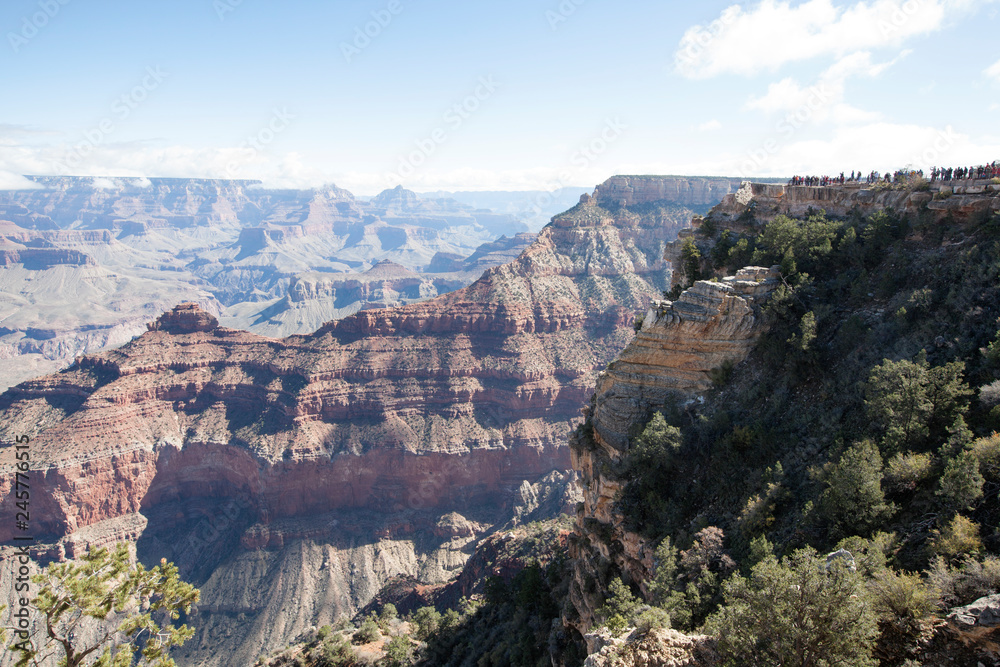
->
[567,266,780,634]
[566,178,1000,640]
[709,180,1000,225]
[583,628,717,667]
[591,266,780,452]
[592,176,747,209]
[148,303,220,334]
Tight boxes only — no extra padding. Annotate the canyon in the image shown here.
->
[0,177,535,391]
[0,175,746,666]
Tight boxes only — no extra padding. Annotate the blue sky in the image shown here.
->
[1,0,998,194]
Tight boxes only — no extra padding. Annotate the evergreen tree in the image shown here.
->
[709,548,878,667]
[12,542,198,667]
[820,440,894,536]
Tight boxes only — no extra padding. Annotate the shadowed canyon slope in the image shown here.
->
[0,176,745,666]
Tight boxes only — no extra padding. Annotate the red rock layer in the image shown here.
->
[0,185,698,544]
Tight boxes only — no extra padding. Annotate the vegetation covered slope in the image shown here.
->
[590,191,1000,665]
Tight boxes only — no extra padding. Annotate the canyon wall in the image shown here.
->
[0,178,538,391]
[0,176,719,666]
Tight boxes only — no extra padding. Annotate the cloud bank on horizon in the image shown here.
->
[0,0,998,193]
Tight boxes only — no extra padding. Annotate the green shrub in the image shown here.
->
[380,635,413,667]
[820,440,894,536]
[409,606,441,642]
[868,568,938,666]
[379,603,398,625]
[865,356,970,453]
[883,452,933,493]
[969,432,1000,479]
[937,452,984,511]
[620,413,683,530]
[930,515,983,562]
[708,548,878,667]
[352,616,381,645]
[868,568,938,625]
[927,555,1000,607]
[680,237,703,287]
[634,606,671,633]
[315,634,355,667]
[597,577,641,631]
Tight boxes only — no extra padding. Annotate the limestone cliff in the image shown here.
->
[567,268,779,634]
[592,176,745,209]
[710,180,1000,224]
[665,180,1000,290]
[591,267,780,452]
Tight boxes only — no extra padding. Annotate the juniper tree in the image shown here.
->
[12,542,198,667]
[708,548,878,667]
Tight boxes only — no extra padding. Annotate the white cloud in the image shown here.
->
[986,58,1000,82]
[0,171,43,190]
[0,124,610,195]
[0,125,330,190]
[744,51,904,125]
[91,177,120,190]
[697,119,723,131]
[729,122,997,177]
[675,0,988,79]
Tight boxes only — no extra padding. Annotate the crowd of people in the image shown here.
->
[931,163,1000,182]
[787,162,999,188]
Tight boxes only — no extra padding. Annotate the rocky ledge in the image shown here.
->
[566,267,781,634]
[147,302,220,334]
[713,180,1000,225]
[591,266,780,453]
[592,176,746,209]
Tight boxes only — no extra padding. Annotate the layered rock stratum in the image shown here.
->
[0,176,737,666]
[0,177,535,390]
